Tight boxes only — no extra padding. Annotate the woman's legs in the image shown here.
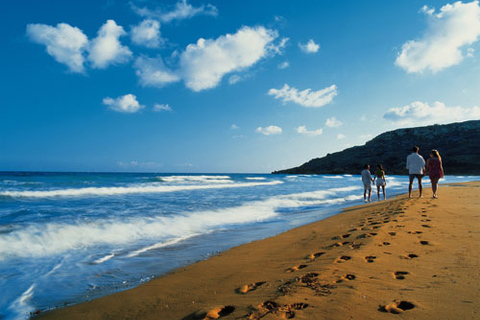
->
[377,185,381,200]
[382,185,386,200]
[431,177,439,198]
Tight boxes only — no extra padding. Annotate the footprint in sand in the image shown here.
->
[307,252,325,260]
[334,255,352,263]
[364,255,377,263]
[200,305,235,319]
[407,231,423,234]
[393,271,409,280]
[335,274,356,283]
[331,233,351,240]
[237,281,266,294]
[388,232,396,236]
[402,253,419,260]
[285,265,308,273]
[249,301,308,319]
[419,240,430,246]
[382,241,391,246]
[378,300,415,314]
[421,219,432,222]
[356,232,377,239]
[421,224,431,228]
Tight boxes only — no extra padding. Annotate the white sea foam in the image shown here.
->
[245,177,267,180]
[8,284,35,320]
[158,175,232,184]
[93,253,115,264]
[323,175,344,179]
[126,234,201,258]
[0,184,358,260]
[0,180,282,198]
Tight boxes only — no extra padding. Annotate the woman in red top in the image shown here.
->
[426,149,444,199]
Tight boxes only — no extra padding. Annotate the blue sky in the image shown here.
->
[1,0,480,173]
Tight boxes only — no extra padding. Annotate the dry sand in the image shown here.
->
[38,182,480,320]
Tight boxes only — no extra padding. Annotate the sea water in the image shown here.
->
[0,172,477,319]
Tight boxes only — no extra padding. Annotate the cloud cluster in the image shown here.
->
[256,125,282,135]
[26,23,89,73]
[384,101,480,126]
[299,39,320,53]
[130,19,162,48]
[102,94,145,113]
[131,0,218,23]
[396,1,480,73]
[325,117,342,127]
[153,103,173,112]
[268,84,338,107]
[27,20,132,72]
[296,125,323,136]
[89,20,132,69]
[135,26,283,91]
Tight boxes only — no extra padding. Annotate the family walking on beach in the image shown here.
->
[362,146,444,202]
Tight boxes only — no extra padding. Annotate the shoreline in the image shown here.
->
[37,181,480,319]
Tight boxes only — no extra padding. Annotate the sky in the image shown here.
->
[1,0,480,173]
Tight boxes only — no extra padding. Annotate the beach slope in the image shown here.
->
[38,182,480,319]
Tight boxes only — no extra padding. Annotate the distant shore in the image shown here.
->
[37,181,480,320]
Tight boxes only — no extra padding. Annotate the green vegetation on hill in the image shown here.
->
[273,120,480,175]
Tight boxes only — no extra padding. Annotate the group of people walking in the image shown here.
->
[361,146,444,202]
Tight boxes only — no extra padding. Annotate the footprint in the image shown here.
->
[202,305,235,319]
[331,233,351,240]
[299,272,319,284]
[393,271,409,280]
[402,253,419,260]
[388,232,396,236]
[334,255,352,263]
[237,281,266,294]
[421,219,432,222]
[419,240,430,246]
[364,255,377,263]
[335,274,356,283]
[407,231,423,234]
[285,265,308,273]
[307,252,325,260]
[250,301,308,319]
[378,301,415,314]
[421,224,431,228]
[382,241,391,246]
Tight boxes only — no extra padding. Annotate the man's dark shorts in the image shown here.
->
[409,174,423,181]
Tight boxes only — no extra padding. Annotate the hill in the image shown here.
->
[273,120,480,175]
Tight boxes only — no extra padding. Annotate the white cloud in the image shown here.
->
[278,61,290,69]
[383,101,480,126]
[396,1,480,73]
[325,117,342,128]
[26,23,88,73]
[231,124,239,130]
[88,20,132,69]
[134,56,181,87]
[299,39,320,53]
[153,103,172,112]
[102,94,145,113]
[228,74,242,84]
[337,134,346,139]
[134,26,280,91]
[268,84,338,107]
[131,19,162,48]
[180,26,279,91]
[256,125,282,135]
[296,126,323,136]
[131,0,218,23]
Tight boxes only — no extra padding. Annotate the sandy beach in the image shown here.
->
[37,181,480,320]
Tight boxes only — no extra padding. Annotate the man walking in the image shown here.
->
[361,164,374,202]
[406,146,426,198]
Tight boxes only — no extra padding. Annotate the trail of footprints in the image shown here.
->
[202,203,433,318]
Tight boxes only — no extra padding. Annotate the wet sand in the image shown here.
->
[38,182,480,319]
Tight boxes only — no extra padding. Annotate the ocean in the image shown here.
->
[0,172,477,319]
